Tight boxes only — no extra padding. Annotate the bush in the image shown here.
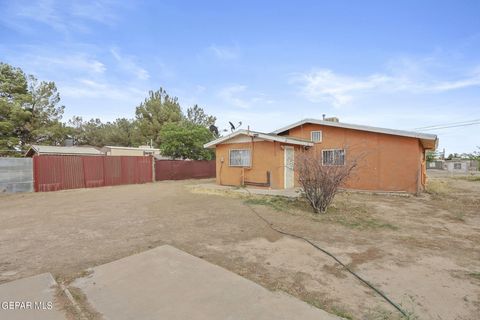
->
[295,150,357,214]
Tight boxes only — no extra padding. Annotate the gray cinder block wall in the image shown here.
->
[0,158,33,193]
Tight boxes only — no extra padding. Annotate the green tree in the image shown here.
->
[0,63,31,154]
[186,104,216,127]
[159,122,214,160]
[68,116,144,147]
[103,118,143,147]
[26,76,67,145]
[0,62,68,154]
[135,88,183,147]
[426,150,437,162]
[68,117,106,146]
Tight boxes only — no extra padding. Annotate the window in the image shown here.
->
[229,149,251,167]
[311,131,322,143]
[322,149,345,166]
[453,163,462,170]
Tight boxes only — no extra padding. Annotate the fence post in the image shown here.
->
[151,156,155,182]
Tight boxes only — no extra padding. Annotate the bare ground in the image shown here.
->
[0,175,479,320]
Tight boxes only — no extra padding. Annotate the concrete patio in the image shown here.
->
[0,273,65,320]
[72,245,340,320]
[1,246,341,319]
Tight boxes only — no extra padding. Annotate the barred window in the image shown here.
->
[322,149,345,166]
[229,149,251,167]
[311,131,322,142]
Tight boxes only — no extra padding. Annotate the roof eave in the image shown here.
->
[272,118,438,145]
[203,130,314,148]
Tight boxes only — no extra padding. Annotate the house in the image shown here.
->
[204,118,438,193]
[444,159,478,173]
[25,145,104,157]
[427,159,444,170]
[427,159,479,172]
[101,145,161,157]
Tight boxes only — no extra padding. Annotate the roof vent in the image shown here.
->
[324,117,339,122]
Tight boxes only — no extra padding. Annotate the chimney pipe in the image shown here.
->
[322,114,326,120]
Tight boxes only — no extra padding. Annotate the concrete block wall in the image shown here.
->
[0,158,33,193]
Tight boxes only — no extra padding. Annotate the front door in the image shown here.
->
[284,146,294,188]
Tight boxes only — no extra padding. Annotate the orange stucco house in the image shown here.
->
[204,118,438,193]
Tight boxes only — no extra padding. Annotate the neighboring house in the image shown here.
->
[204,118,438,193]
[427,160,444,170]
[101,146,161,157]
[444,159,478,173]
[25,145,104,157]
[427,159,479,172]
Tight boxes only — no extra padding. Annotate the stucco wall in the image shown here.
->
[215,141,302,189]
[284,123,424,192]
[445,161,469,173]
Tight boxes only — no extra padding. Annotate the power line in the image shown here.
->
[417,121,480,131]
[414,118,480,130]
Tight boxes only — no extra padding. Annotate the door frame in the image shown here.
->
[284,146,294,189]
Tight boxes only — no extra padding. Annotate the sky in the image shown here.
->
[1,0,479,154]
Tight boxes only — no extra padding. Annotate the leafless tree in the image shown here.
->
[295,148,358,214]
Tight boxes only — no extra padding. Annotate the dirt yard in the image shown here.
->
[0,173,479,320]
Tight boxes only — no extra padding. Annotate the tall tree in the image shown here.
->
[0,62,68,154]
[186,104,216,127]
[68,116,143,147]
[26,76,67,145]
[186,104,220,138]
[135,88,183,147]
[159,122,214,160]
[103,118,142,147]
[0,63,31,154]
[68,116,106,147]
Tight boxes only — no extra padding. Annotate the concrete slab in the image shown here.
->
[0,273,65,320]
[73,245,341,320]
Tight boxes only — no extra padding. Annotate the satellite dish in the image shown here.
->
[209,125,219,136]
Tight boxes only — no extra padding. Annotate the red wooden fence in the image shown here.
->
[155,160,215,181]
[33,155,153,192]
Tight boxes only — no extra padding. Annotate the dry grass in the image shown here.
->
[244,194,399,230]
[0,178,478,319]
[455,175,480,182]
[426,179,451,195]
[468,272,480,281]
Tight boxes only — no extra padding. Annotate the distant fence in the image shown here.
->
[155,160,215,181]
[0,158,33,193]
[34,155,153,192]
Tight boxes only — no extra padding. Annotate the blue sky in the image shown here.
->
[1,0,479,153]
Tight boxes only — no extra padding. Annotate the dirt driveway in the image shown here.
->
[0,176,479,319]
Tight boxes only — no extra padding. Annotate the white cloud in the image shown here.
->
[110,48,150,80]
[217,85,273,109]
[35,55,107,74]
[61,78,145,101]
[0,0,122,34]
[1,44,150,121]
[218,85,249,108]
[294,64,480,106]
[208,44,240,60]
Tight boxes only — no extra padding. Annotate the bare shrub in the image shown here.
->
[295,149,358,214]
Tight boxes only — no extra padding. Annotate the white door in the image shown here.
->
[284,147,294,188]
